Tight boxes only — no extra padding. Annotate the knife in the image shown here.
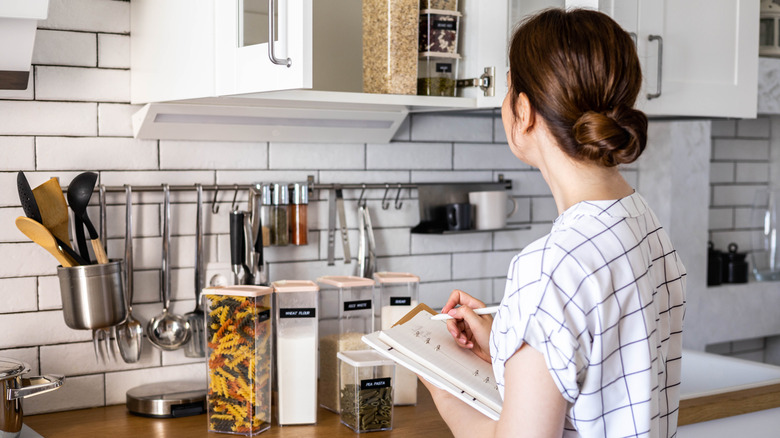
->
[229,210,246,285]
[335,187,351,264]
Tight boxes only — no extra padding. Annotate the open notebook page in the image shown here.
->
[376,309,502,413]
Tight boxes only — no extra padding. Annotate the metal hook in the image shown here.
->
[394,184,403,210]
[381,184,391,210]
[358,184,367,208]
[211,186,220,214]
[231,184,240,212]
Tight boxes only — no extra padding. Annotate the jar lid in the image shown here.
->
[272,183,289,205]
[337,350,394,368]
[260,183,272,205]
[317,275,375,288]
[373,272,420,284]
[0,357,29,380]
[291,183,309,205]
[203,285,273,297]
[272,280,319,293]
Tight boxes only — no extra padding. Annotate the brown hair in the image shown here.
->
[508,8,647,167]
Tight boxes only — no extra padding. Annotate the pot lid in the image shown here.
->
[0,357,30,379]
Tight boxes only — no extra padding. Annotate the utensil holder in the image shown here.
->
[57,260,126,330]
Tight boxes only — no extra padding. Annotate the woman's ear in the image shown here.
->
[516,93,535,134]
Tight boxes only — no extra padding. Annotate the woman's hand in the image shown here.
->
[441,289,493,363]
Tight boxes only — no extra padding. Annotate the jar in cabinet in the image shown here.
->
[417,53,459,96]
[203,285,273,436]
[362,0,419,95]
[419,9,461,54]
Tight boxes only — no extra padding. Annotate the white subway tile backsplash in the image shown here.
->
[98,103,139,137]
[40,341,160,377]
[410,113,493,142]
[411,233,491,255]
[737,117,770,138]
[531,196,558,223]
[493,224,550,251]
[736,162,769,183]
[410,170,494,183]
[104,363,205,405]
[377,254,452,282]
[508,196,531,223]
[367,142,451,170]
[454,143,526,170]
[42,0,130,33]
[214,170,309,186]
[733,207,754,229]
[33,30,97,67]
[0,137,34,171]
[128,270,162,304]
[711,185,764,207]
[24,374,105,415]
[0,277,38,313]
[161,141,268,170]
[0,310,90,349]
[0,207,28,242]
[104,204,160,239]
[37,275,61,310]
[269,143,364,169]
[0,101,97,136]
[710,162,735,184]
[452,250,517,280]
[712,139,770,161]
[710,119,736,137]
[36,66,130,102]
[97,33,130,69]
[37,137,158,170]
[493,115,508,144]
[311,198,419,232]
[709,230,752,253]
[708,208,733,230]
[502,170,552,197]
[319,170,409,185]
[0,243,60,278]
[419,279,493,309]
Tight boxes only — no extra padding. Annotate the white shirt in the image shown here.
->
[490,192,686,437]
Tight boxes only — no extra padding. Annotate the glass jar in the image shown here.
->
[271,183,289,246]
[271,280,319,426]
[373,272,419,405]
[290,182,308,246]
[362,0,419,95]
[260,184,272,247]
[203,285,273,436]
[337,350,395,433]
[316,275,375,412]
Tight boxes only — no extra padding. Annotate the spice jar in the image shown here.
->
[203,285,273,436]
[290,182,308,246]
[260,184,272,247]
[271,183,289,246]
[317,275,375,413]
[362,0,419,95]
[337,350,395,433]
[373,272,419,405]
[272,280,319,426]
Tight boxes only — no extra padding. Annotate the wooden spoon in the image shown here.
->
[32,178,71,246]
[15,216,77,267]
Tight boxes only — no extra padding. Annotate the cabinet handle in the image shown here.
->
[647,34,663,100]
[268,0,292,67]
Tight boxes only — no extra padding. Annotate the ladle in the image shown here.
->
[116,185,144,363]
[147,184,191,351]
[67,172,108,264]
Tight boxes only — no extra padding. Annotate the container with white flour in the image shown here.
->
[374,272,420,405]
[272,280,319,426]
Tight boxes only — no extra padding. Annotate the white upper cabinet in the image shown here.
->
[600,0,759,119]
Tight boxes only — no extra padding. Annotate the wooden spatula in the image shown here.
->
[15,216,77,267]
[32,178,71,247]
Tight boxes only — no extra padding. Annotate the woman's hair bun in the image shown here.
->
[572,106,648,167]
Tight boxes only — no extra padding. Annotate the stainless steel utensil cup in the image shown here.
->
[57,261,126,330]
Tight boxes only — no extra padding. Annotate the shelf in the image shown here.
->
[411,225,531,235]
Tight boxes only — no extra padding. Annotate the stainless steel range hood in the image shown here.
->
[0,0,49,90]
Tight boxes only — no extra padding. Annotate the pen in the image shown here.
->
[430,306,500,321]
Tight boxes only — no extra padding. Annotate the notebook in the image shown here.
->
[361,303,502,420]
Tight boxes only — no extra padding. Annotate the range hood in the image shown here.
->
[0,0,49,90]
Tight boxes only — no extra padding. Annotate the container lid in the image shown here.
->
[291,182,309,205]
[260,183,272,205]
[0,357,29,380]
[203,285,273,297]
[272,183,289,205]
[317,275,375,288]
[272,280,319,293]
[420,8,462,17]
[418,52,461,60]
[373,272,420,284]
[337,350,395,367]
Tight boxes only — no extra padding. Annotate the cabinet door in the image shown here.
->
[637,0,758,118]
[460,0,510,108]
[215,0,312,97]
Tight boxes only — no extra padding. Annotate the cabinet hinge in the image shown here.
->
[456,67,495,97]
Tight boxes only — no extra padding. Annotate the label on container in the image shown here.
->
[361,377,392,390]
[279,308,316,318]
[390,296,412,306]
[435,63,452,73]
[343,300,372,311]
[432,19,457,31]
[258,309,271,323]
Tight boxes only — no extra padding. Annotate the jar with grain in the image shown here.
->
[419,9,461,54]
[420,0,458,11]
[337,350,395,433]
[363,0,419,95]
[418,53,460,96]
[290,182,308,246]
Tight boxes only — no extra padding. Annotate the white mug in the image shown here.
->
[468,191,518,230]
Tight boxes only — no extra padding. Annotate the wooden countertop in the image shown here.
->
[24,386,453,438]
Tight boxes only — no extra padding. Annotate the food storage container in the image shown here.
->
[271,280,319,426]
[337,350,395,433]
[373,272,420,405]
[203,285,273,436]
[363,0,419,95]
[417,53,459,96]
[317,276,375,412]
[0,358,64,438]
[419,9,461,54]
[420,0,458,11]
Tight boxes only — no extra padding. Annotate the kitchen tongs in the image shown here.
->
[357,199,376,278]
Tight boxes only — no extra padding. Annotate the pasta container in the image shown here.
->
[373,272,420,405]
[316,276,375,412]
[419,9,461,54]
[337,350,395,433]
[271,280,319,426]
[417,53,460,97]
[204,286,273,436]
[362,0,419,95]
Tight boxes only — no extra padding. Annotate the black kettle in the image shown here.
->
[722,243,748,284]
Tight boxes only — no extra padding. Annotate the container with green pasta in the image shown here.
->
[417,53,460,97]
[203,285,273,436]
[337,350,395,433]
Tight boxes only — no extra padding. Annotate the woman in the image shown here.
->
[422,9,686,438]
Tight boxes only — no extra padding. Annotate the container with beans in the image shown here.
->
[419,9,461,54]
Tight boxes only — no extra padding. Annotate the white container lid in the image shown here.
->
[337,350,395,368]
[203,285,273,297]
[420,8,462,17]
[418,52,461,60]
[373,272,420,284]
[272,280,319,293]
[317,275,375,288]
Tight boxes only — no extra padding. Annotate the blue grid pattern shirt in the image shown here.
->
[491,192,686,437]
